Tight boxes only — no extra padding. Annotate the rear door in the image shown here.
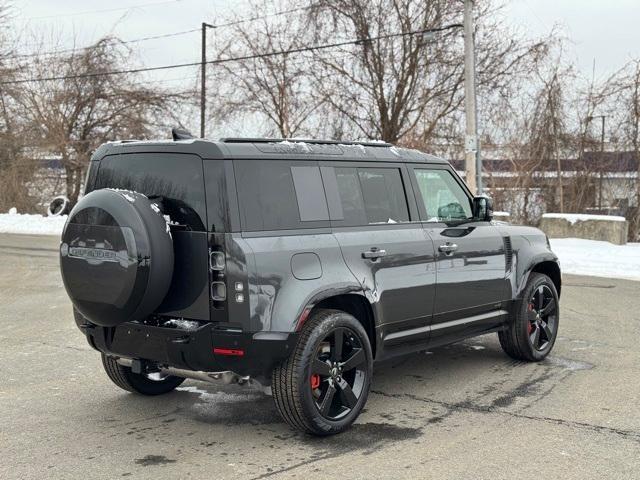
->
[321,163,437,355]
[408,165,509,345]
[94,153,211,321]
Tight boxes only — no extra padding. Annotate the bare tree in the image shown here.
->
[477,38,574,223]
[307,0,547,145]
[210,0,322,137]
[529,67,571,212]
[0,2,41,212]
[17,37,177,206]
[606,59,640,240]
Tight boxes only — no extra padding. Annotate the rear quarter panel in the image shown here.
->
[237,232,362,333]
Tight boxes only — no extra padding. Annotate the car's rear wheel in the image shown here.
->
[101,354,185,395]
[272,309,373,435]
[499,272,559,361]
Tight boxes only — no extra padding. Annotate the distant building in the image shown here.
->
[30,152,66,211]
[452,152,638,221]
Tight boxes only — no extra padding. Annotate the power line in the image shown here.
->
[10,3,319,60]
[0,23,463,86]
[24,0,184,21]
[9,29,201,59]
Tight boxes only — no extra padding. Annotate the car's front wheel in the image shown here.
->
[272,309,373,435]
[499,272,560,361]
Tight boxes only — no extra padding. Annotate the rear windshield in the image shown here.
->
[93,153,208,231]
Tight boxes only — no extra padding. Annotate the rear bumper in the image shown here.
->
[78,319,297,383]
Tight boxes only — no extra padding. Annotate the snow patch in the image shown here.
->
[176,385,263,402]
[162,214,176,235]
[278,140,312,152]
[162,318,200,331]
[0,210,66,235]
[337,143,367,154]
[107,188,145,203]
[546,356,593,371]
[550,238,640,281]
[389,146,401,157]
[543,213,626,224]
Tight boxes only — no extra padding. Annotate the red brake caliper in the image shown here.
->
[310,374,320,390]
[527,303,535,334]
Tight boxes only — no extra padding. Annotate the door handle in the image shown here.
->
[362,248,387,260]
[438,243,458,255]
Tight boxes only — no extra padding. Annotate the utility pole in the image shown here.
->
[463,0,482,194]
[200,22,214,138]
[587,115,606,210]
[598,115,606,210]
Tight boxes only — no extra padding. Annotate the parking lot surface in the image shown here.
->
[1,233,639,479]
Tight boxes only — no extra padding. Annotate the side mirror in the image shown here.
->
[473,195,493,222]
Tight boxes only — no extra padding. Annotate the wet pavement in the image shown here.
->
[1,233,639,479]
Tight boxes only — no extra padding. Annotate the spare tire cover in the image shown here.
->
[60,189,174,327]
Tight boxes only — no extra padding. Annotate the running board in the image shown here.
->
[384,309,508,342]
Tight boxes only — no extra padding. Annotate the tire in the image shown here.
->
[272,309,373,436]
[47,195,70,216]
[101,354,185,396]
[499,273,560,362]
[60,189,174,327]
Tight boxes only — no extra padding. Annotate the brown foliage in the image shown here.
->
[16,38,179,206]
[210,0,322,137]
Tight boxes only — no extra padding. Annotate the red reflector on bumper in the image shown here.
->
[213,347,244,357]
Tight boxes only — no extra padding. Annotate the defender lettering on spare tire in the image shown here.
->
[60,189,174,327]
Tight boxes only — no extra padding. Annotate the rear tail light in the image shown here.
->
[210,247,226,308]
[211,281,226,301]
[210,251,225,271]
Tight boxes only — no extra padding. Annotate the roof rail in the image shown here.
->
[219,137,393,148]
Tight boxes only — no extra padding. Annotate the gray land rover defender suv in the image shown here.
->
[60,136,561,436]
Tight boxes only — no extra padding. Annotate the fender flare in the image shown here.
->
[293,284,378,348]
[294,284,371,328]
[514,252,561,299]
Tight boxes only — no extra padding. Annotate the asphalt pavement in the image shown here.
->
[1,233,639,479]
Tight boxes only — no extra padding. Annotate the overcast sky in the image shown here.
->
[10,0,640,132]
[505,0,640,81]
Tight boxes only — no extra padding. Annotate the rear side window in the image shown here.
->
[333,167,368,225]
[234,160,329,231]
[94,153,207,231]
[330,166,409,226]
[357,168,409,223]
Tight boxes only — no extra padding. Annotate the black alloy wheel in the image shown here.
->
[527,284,557,351]
[498,272,560,362]
[272,309,373,435]
[310,327,367,420]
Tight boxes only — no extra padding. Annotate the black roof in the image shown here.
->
[91,137,447,164]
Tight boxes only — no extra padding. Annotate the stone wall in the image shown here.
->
[539,214,628,245]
